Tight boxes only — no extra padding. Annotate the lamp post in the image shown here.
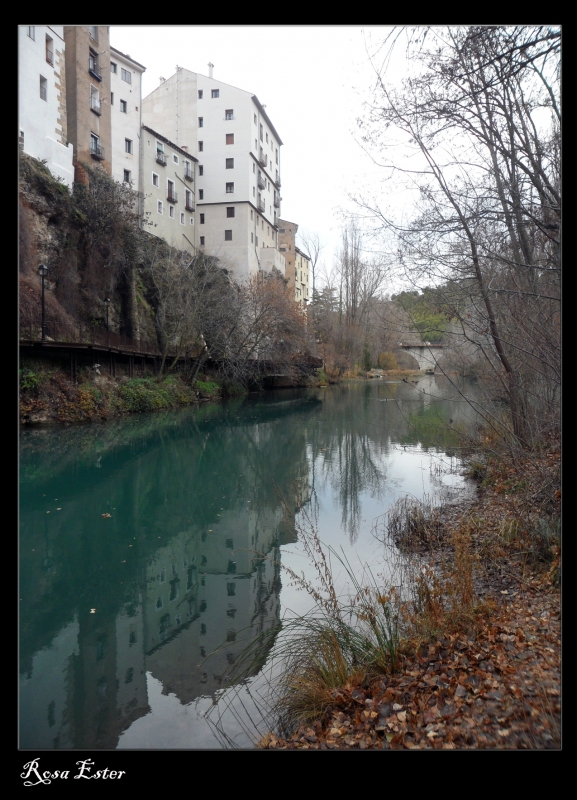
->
[104,298,110,345]
[38,263,48,342]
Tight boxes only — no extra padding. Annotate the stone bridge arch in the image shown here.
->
[399,343,445,373]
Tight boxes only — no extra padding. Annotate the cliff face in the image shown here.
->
[19,154,158,342]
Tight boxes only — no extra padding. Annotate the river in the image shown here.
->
[19,375,483,749]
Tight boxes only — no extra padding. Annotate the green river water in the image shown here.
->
[19,376,483,749]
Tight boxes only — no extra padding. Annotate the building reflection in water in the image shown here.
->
[19,394,313,749]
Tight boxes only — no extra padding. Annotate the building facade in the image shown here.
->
[109,47,145,191]
[63,25,113,176]
[142,67,283,282]
[141,126,197,252]
[18,25,74,188]
[278,219,310,304]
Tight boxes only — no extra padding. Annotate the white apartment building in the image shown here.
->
[294,246,311,305]
[18,25,74,188]
[142,126,198,252]
[142,67,283,282]
[109,47,145,191]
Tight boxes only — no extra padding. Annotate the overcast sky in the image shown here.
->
[110,25,401,276]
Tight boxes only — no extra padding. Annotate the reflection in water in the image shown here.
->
[20,377,481,749]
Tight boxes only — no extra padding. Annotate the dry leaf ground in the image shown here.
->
[259,443,561,750]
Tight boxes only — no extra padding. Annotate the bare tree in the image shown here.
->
[297,229,325,354]
[355,25,560,447]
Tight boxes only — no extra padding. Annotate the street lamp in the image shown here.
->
[104,298,110,342]
[38,263,48,342]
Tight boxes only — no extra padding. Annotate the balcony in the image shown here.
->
[275,171,281,188]
[184,166,194,181]
[185,200,195,212]
[156,151,167,166]
[258,149,268,167]
[90,95,102,115]
[257,174,265,190]
[257,198,265,212]
[274,195,280,208]
[46,49,54,67]
[167,189,178,203]
[90,142,105,160]
[89,57,102,81]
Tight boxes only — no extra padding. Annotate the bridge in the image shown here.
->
[400,342,445,373]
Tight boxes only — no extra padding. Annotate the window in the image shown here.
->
[226,207,235,218]
[276,148,279,164]
[169,206,174,218]
[39,76,47,101]
[226,133,234,145]
[226,158,234,169]
[123,169,131,183]
[180,213,185,224]
[260,124,263,141]
[255,235,258,246]
[121,68,131,84]
[254,113,257,124]
[251,232,254,243]
[157,201,163,214]
[198,141,203,152]
[253,187,255,196]
[27,26,35,40]
[255,139,258,149]
[173,154,179,164]
[225,230,232,241]
[45,34,54,66]
[250,210,253,220]
[185,190,193,210]
[211,89,219,98]
[198,89,203,99]
[199,189,204,199]
[120,99,127,113]
[110,62,117,73]
[253,163,255,173]
[200,236,205,245]
[200,214,205,224]
[198,165,204,176]
[225,109,233,120]
[89,26,98,41]
[266,132,269,143]
[90,85,100,113]
[226,182,234,193]
[152,172,159,187]
[90,133,101,157]
[125,138,132,153]
[110,92,114,105]
[198,117,203,127]
[190,217,194,225]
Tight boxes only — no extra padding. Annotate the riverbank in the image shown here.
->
[258,439,561,750]
[19,362,225,425]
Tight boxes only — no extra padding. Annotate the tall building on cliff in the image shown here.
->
[142,66,285,282]
[18,26,74,188]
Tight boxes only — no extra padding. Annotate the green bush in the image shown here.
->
[378,351,399,370]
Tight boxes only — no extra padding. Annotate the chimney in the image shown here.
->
[208,62,214,79]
